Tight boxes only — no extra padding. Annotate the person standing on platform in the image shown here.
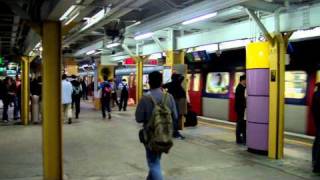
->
[1,77,15,123]
[81,78,88,100]
[135,71,177,180]
[62,74,73,124]
[71,75,82,119]
[235,75,246,145]
[312,83,320,173]
[100,76,112,119]
[119,79,128,111]
[30,76,42,124]
[163,74,187,139]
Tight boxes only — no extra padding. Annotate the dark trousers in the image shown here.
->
[14,96,19,119]
[82,89,88,100]
[236,111,246,144]
[119,95,128,111]
[72,96,81,118]
[313,127,320,170]
[2,99,9,120]
[111,92,119,107]
[101,98,111,118]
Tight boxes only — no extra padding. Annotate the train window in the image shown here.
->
[234,72,245,93]
[143,74,149,90]
[129,74,135,88]
[193,74,201,91]
[206,72,230,94]
[285,71,307,99]
[163,68,172,84]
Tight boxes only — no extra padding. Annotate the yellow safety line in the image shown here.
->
[198,121,313,147]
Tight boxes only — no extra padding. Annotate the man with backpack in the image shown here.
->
[135,71,177,180]
[71,75,82,119]
[100,76,112,119]
[119,79,128,111]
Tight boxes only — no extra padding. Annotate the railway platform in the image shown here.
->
[0,102,318,180]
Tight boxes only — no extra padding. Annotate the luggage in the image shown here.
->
[184,104,198,127]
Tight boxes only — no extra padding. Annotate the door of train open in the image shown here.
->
[187,73,202,115]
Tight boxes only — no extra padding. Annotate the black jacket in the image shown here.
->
[312,91,320,130]
[235,83,246,113]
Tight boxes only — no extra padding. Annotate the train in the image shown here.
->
[115,38,320,136]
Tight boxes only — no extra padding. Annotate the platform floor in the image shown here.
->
[0,103,318,180]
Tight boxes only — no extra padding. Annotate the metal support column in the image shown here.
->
[21,56,31,125]
[42,21,63,179]
[136,57,143,102]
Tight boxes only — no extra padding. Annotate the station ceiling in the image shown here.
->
[0,0,320,62]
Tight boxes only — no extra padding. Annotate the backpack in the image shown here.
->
[101,83,111,98]
[142,93,173,153]
[73,86,81,96]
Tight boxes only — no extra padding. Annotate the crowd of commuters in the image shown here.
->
[0,76,21,123]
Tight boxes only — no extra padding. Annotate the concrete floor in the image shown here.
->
[0,103,319,180]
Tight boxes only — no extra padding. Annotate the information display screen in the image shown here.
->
[186,51,209,63]
[285,71,307,99]
[206,72,229,94]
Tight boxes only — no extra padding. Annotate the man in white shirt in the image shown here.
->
[62,74,73,124]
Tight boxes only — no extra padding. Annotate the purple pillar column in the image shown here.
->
[246,69,269,154]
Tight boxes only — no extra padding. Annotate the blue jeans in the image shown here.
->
[145,148,163,180]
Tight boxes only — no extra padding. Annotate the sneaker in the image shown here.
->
[68,118,72,124]
[3,120,9,123]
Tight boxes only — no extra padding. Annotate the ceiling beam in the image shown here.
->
[127,0,251,35]
[63,0,152,46]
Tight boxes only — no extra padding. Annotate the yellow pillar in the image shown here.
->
[268,34,287,159]
[21,57,31,125]
[42,21,63,179]
[166,50,187,130]
[135,56,143,103]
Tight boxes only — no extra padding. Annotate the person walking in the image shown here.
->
[163,74,187,139]
[71,75,82,119]
[62,74,73,124]
[119,79,128,111]
[312,83,320,173]
[109,79,119,107]
[100,76,112,119]
[135,71,177,180]
[235,75,246,144]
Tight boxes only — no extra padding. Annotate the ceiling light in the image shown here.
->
[219,39,250,50]
[106,43,120,48]
[59,5,77,21]
[64,12,80,25]
[86,50,96,55]
[93,51,102,55]
[134,32,154,40]
[290,27,320,40]
[182,12,218,25]
[81,9,105,31]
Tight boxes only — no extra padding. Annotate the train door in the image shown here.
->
[188,73,202,115]
[128,73,136,105]
[229,72,245,122]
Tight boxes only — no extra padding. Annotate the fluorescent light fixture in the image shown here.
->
[182,12,218,25]
[81,9,105,31]
[149,53,162,59]
[219,39,250,50]
[86,50,96,55]
[290,27,320,40]
[106,42,120,48]
[35,42,41,49]
[59,5,77,21]
[93,51,102,55]
[134,32,154,40]
[65,12,80,25]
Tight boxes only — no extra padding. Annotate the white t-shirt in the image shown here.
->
[62,80,73,104]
